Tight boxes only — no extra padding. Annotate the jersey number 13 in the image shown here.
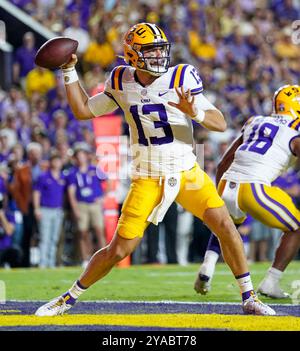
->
[130,104,174,146]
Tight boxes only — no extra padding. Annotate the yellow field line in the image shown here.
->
[0,314,300,331]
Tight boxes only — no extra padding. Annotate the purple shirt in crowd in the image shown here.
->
[0,152,10,166]
[0,212,15,251]
[14,46,37,78]
[33,170,66,208]
[0,176,6,196]
[67,165,107,203]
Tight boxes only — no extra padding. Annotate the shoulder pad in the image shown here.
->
[169,64,189,89]
[110,65,127,91]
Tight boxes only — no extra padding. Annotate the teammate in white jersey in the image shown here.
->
[35,23,274,316]
[195,85,300,298]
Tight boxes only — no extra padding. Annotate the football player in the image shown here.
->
[35,23,274,316]
[195,85,300,299]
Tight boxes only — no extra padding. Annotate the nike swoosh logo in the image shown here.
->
[158,91,168,97]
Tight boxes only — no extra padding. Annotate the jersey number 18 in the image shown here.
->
[239,122,279,155]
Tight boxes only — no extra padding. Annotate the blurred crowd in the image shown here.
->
[0,0,300,268]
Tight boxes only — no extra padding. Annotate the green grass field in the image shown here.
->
[1,261,299,303]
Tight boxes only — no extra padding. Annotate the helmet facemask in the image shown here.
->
[135,42,171,76]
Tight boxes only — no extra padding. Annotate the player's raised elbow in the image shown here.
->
[209,109,227,132]
[73,104,94,121]
[218,117,227,132]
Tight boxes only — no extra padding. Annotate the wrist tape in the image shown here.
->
[191,109,205,123]
[62,67,78,85]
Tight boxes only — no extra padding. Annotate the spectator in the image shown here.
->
[23,0,45,22]
[34,96,52,129]
[66,0,91,30]
[56,140,73,169]
[17,111,33,147]
[0,209,22,268]
[67,143,107,267]
[48,109,69,145]
[171,31,197,66]
[10,143,25,167]
[249,220,272,262]
[48,85,74,121]
[13,32,37,86]
[145,202,178,264]
[83,27,115,71]
[0,174,22,268]
[25,66,56,99]
[83,64,106,93]
[39,134,52,161]
[0,85,29,122]
[0,129,15,165]
[274,27,300,60]
[33,152,66,268]
[43,7,65,34]
[6,151,24,250]
[8,142,43,267]
[273,0,300,24]
[63,11,90,58]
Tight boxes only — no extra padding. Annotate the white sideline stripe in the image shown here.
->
[8,299,295,306]
[146,269,300,277]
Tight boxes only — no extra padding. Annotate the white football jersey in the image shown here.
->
[103,64,207,177]
[223,114,300,185]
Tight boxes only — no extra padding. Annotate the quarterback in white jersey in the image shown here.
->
[35,23,274,317]
[89,61,216,177]
[196,85,300,299]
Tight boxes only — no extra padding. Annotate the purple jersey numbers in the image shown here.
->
[239,122,279,155]
[130,103,174,146]
[190,67,202,86]
[130,105,148,146]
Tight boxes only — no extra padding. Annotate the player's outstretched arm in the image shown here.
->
[61,54,118,121]
[168,87,226,132]
[61,54,94,120]
[201,109,227,132]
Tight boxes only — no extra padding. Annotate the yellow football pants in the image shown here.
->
[218,180,300,232]
[117,163,224,239]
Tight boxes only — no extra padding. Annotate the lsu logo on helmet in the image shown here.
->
[273,85,300,119]
[123,23,171,76]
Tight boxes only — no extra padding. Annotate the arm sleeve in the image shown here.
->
[87,92,119,117]
[182,64,203,95]
[182,65,217,110]
[194,93,218,111]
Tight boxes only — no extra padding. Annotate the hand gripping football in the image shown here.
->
[35,37,78,69]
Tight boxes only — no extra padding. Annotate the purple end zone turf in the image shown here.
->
[1,300,299,316]
[1,301,299,331]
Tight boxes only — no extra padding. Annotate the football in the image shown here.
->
[34,37,78,69]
